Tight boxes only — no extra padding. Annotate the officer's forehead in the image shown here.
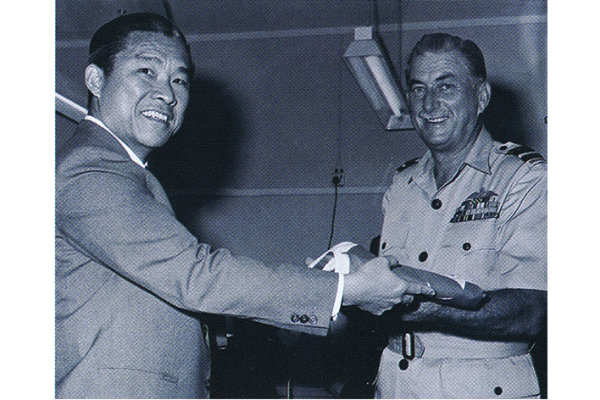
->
[408,50,471,79]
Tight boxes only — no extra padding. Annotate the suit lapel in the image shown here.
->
[75,120,175,212]
[143,168,173,210]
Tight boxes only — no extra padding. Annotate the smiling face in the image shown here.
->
[86,31,191,161]
[407,50,490,155]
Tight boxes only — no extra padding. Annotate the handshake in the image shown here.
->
[309,242,485,316]
[342,256,433,315]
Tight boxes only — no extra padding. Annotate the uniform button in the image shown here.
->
[462,242,471,251]
[381,242,387,250]
[418,251,428,262]
[299,314,309,324]
[398,359,409,370]
[431,199,442,209]
[494,386,503,395]
[291,314,300,323]
[309,315,318,324]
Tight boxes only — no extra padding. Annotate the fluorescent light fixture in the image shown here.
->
[343,26,412,130]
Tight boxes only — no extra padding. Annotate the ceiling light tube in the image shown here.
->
[343,26,412,130]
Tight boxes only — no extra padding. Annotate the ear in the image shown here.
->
[477,81,491,114]
[85,64,104,99]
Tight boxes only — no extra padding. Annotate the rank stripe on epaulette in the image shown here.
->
[505,145,545,163]
[521,152,544,162]
[396,158,419,172]
[506,145,534,156]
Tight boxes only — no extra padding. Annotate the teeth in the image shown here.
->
[142,110,169,122]
[426,117,447,123]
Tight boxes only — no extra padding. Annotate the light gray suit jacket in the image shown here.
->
[55,120,338,398]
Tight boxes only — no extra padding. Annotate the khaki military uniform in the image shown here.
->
[375,129,546,399]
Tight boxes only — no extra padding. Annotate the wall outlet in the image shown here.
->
[332,169,345,186]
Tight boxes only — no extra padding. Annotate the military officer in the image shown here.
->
[374,33,547,399]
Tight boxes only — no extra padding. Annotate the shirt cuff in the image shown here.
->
[331,272,344,318]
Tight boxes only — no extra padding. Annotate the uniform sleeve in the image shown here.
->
[55,151,338,334]
[495,162,547,290]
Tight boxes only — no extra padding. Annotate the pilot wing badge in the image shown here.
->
[450,188,500,223]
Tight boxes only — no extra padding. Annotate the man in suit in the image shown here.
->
[55,12,434,398]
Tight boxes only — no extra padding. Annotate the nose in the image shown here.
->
[422,89,437,112]
[153,79,177,106]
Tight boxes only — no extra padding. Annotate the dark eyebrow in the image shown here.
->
[435,73,456,81]
[135,54,163,64]
[134,54,191,76]
[408,78,424,87]
[177,66,191,76]
[409,73,457,87]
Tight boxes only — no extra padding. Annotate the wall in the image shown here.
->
[146,26,427,266]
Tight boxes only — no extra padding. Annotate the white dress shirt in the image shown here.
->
[84,115,147,168]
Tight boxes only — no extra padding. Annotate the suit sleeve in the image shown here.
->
[55,149,337,335]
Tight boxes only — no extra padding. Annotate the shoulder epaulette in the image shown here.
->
[396,158,419,172]
[500,144,546,165]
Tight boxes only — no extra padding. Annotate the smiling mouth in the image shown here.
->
[141,110,171,123]
[421,115,449,123]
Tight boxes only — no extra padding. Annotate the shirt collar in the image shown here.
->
[417,127,494,177]
[463,128,494,175]
[84,115,147,169]
[411,127,494,194]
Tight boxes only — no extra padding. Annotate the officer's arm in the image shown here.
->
[396,288,546,341]
[395,162,548,341]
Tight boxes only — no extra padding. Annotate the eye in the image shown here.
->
[172,77,189,87]
[138,68,155,77]
[410,86,425,96]
[438,83,454,92]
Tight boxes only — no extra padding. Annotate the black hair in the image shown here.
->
[87,12,193,106]
[405,33,486,85]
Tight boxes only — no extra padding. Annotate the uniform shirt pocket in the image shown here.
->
[440,354,540,398]
[437,220,499,289]
[380,228,410,266]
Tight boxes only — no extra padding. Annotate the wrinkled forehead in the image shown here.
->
[408,50,472,81]
[119,31,192,68]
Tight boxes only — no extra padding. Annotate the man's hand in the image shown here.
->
[342,256,436,315]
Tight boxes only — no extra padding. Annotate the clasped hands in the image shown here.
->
[342,256,436,315]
